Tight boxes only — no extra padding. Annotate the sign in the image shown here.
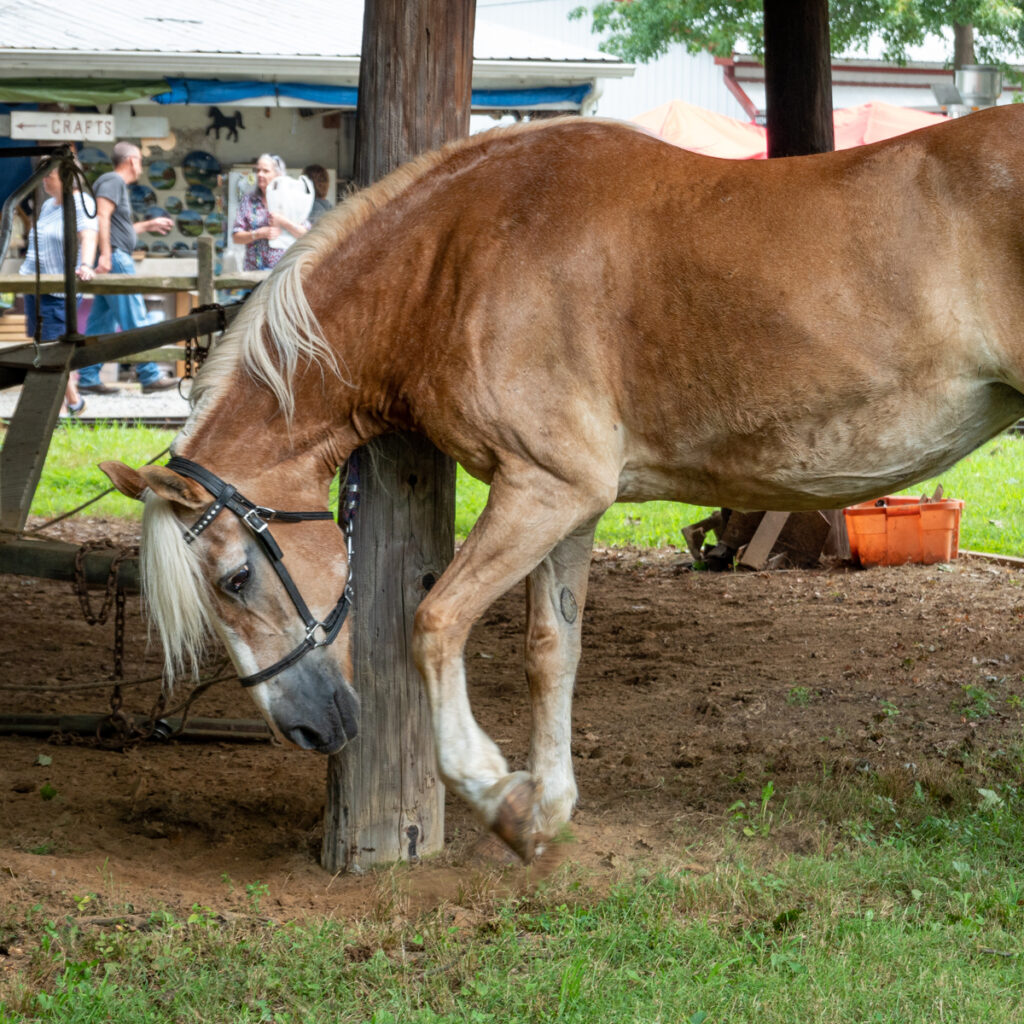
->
[10,113,115,142]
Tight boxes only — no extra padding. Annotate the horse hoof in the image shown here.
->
[490,774,539,863]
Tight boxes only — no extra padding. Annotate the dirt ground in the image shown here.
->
[2,515,1023,932]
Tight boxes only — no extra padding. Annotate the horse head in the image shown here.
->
[100,459,359,755]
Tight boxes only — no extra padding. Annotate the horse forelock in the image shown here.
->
[141,493,215,688]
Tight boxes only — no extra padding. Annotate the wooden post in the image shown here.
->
[761,0,849,558]
[763,0,834,158]
[0,359,73,533]
[196,237,215,307]
[321,0,475,873]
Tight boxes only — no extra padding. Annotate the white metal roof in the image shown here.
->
[0,0,633,83]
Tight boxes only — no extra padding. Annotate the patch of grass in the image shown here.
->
[11,427,1024,556]
[896,435,1024,556]
[6,785,1022,1023]
[20,421,176,523]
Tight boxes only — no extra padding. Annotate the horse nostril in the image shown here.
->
[283,725,324,751]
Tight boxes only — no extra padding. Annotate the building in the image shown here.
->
[0,0,634,265]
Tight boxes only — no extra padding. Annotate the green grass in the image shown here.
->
[3,779,1023,1022]
[18,422,176,523]
[893,435,1024,556]
[12,424,1024,556]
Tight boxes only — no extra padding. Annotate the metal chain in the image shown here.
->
[178,302,226,393]
[113,584,127,679]
[72,540,136,626]
[92,662,233,751]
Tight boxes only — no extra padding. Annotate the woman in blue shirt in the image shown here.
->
[19,163,98,414]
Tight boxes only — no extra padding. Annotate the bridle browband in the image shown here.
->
[165,455,357,688]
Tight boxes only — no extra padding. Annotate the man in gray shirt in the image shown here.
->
[77,141,178,394]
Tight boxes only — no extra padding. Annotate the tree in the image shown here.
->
[570,1,1024,68]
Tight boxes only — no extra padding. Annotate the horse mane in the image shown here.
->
[187,120,568,424]
[142,493,216,686]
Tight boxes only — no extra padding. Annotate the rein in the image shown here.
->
[165,455,357,688]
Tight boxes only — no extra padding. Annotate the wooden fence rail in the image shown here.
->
[0,242,267,583]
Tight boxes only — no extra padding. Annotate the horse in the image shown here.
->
[101,106,1024,862]
[206,106,245,143]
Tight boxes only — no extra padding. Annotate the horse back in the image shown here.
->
[310,108,1024,505]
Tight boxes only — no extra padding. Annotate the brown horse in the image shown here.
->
[102,107,1024,860]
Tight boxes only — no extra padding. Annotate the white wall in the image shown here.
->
[130,103,350,185]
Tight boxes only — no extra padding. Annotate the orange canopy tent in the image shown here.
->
[633,99,946,159]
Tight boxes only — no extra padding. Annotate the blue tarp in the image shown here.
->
[0,104,36,213]
[153,78,590,109]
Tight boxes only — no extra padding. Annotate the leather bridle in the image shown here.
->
[165,455,357,688]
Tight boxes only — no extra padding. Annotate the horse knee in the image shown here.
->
[412,601,468,674]
[524,621,561,679]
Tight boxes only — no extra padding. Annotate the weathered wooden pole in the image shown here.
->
[763,0,834,158]
[321,0,475,873]
[762,0,848,558]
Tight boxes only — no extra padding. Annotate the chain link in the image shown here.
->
[72,541,137,627]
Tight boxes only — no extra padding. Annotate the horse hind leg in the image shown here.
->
[412,469,612,862]
[523,518,598,842]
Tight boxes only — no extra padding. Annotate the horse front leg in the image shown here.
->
[524,519,597,839]
[411,470,612,862]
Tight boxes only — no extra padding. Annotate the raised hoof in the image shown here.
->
[490,775,540,863]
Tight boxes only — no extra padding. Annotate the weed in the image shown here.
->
[729,780,778,837]
[186,903,217,927]
[786,685,812,707]
[246,880,270,913]
[73,893,97,915]
[959,684,997,720]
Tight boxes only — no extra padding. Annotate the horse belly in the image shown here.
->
[617,381,1024,511]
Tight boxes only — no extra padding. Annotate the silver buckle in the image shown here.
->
[305,621,328,646]
[241,508,269,534]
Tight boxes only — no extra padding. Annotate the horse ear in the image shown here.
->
[98,461,148,501]
[135,465,210,510]
[98,461,209,510]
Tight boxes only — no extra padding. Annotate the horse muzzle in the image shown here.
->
[260,653,360,754]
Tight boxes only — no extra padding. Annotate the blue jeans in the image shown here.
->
[79,248,162,387]
[25,293,73,342]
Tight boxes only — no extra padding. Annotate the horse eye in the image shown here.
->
[225,564,251,594]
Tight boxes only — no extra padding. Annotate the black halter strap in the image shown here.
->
[165,455,355,688]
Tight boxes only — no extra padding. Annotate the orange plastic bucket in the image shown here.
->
[844,496,963,567]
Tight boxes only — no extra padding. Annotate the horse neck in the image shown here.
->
[176,363,354,510]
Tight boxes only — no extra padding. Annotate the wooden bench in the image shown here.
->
[0,313,29,346]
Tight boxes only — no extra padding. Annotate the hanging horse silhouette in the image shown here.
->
[102,106,1024,861]
[205,106,245,143]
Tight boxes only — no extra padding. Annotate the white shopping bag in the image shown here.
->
[266,175,315,250]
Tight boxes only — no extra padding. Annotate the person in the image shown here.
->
[77,141,178,395]
[303,164,332,225]
[18,160,98,415]
[231,154,309,270]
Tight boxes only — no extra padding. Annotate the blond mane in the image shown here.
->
[142,493,216,685]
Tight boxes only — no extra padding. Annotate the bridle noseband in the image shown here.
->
[165,455,356,688]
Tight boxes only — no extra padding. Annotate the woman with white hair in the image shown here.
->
[231,153,308,270]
